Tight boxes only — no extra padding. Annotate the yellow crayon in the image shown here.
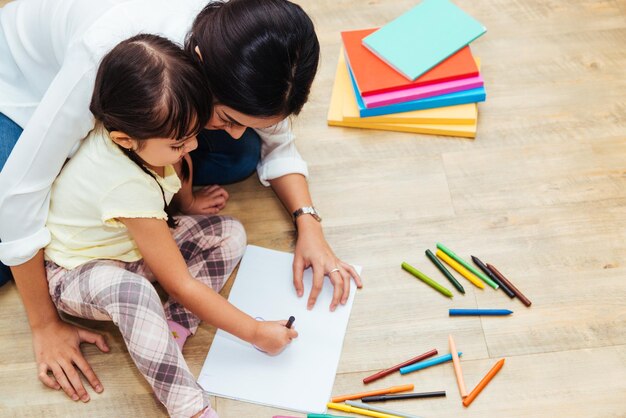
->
[327,402,402,418]
[436,250,485,289]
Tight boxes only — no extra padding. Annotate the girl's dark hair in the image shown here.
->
[90,34,211,227]
[185,0,320,118]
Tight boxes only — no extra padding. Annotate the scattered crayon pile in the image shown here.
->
[402,242,532,307]
[327,0,487,138]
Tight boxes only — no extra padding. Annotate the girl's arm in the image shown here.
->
[120,216,296,354]
[171,154,228,215]
[11,250,109,402]
[269,174,362,311]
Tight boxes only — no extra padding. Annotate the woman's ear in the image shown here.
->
[194,45,203,62]
[109,131,135,150]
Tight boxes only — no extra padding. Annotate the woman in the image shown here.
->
[0,0,361,405]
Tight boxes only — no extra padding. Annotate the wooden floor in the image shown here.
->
[1,0,625,417]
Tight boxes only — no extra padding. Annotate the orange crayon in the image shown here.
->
[331,384,414,403]
[463,359,505,407]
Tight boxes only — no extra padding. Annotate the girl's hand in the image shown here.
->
[293,217,363,312]
[32,320,109,402]
[252,320,298,355]
[183,185,229,215]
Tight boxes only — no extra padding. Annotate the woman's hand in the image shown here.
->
[32,320,109,402]
[183,185,229,215]
[252,319,298,355]
[293,217,362,311]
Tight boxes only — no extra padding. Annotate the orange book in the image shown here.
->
[341,28,479,96]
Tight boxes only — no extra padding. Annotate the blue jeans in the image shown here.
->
[191,128,261,185]
[0,112,23,287]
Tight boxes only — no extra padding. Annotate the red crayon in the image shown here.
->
[363,349,438,384]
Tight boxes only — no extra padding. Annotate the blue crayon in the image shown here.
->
[449,309,513,316]
[400,352,462,374]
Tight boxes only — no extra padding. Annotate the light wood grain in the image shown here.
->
[1,0,625,416]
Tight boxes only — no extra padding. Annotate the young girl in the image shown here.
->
[0,0,360,401]
[44,34,297,418]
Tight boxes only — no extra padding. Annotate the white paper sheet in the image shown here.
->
[197,245,360,413]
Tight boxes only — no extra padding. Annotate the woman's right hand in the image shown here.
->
[32,319,109,402]
[252,319,298,355]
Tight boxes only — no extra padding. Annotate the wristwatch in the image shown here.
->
[292,206,322,223]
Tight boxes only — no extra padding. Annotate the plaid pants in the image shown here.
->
[45,215,246,418]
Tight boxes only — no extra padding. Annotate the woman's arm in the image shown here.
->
[11,250,109,402]
[0,59,109,402]
[269,174,362,311]
[121,217,296,354]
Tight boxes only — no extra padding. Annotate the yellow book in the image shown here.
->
[328,49,478,138]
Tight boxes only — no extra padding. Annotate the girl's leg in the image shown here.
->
[46,260,211,418]
[0,112,23,287]
[164,215,246,334]
[190,128,261,185]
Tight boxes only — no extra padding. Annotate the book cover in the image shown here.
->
[341,28,478,96]
[362,0,486,80]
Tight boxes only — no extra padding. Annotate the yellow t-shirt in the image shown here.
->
[44,128,181,269]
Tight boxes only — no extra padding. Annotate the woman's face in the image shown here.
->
[206,104,284,139]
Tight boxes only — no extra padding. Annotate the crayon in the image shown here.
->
[363,349,438,384]
[437,243,498,289]
[449,335,467,397]
[486,264,532,307]
[449,309,512,316]
[361,391,446,402]
[463,359,505,407]
[435,250,485,289]
[331,384,413,403]
[345,400,424,418]
[401,262,453,298]
[471,256,515,298]
[286,315,296,329]
[327,402,401,418]
[425,249,465,294]
[400,352,462,374]
[308,414,350,418]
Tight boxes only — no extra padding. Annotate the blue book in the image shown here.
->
[347,64,486,117]
[362,0,486,81]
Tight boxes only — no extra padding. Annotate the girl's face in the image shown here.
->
[133,135,198,169]
[206,104,284,139]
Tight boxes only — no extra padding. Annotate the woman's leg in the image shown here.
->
[190,128,261,186]
[163,215,247,334]
[46,259,211,418]
[0,112,24,287]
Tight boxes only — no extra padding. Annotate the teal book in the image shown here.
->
[362,0,486,81]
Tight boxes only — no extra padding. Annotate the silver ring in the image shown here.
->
[329,268,340,275]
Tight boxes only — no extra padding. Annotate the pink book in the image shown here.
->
[362,74,484,108]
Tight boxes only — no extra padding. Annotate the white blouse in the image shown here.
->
[0,0,308,266]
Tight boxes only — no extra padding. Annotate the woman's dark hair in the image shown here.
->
[185,0,320,118]
[90,33,211,227]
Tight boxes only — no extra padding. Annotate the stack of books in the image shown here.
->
[328,0,487,138]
